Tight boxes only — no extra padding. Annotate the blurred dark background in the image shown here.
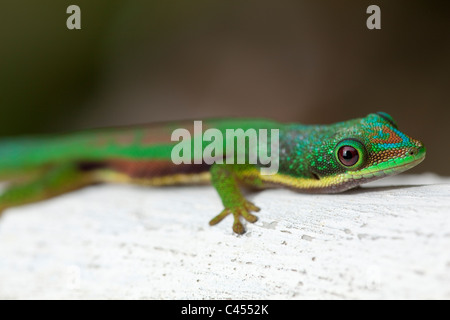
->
[0,1,448,173]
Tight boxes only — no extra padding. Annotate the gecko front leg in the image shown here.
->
[208,163,263,234]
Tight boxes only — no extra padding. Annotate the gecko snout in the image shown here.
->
[407,142,426,159]
[408,148,418,156]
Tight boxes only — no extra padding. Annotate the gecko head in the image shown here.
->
[305,112,426,192]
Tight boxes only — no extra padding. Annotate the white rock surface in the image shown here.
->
[0,173,449,299]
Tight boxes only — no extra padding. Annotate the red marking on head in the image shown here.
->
[371,127,403,144]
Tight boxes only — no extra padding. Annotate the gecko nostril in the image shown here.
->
[408,148,417,156]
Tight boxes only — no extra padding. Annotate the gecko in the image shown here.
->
[0,112,425,234]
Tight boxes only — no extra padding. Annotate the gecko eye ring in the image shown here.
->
[334,139,367,170]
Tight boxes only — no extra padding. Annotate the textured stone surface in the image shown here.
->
[0,173,449,299]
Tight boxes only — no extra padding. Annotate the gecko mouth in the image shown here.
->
[345,146,426,184]
[260,146,425,194]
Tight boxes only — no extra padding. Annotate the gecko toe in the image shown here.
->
[232,219,246,234]
[209,208,231,226]
[245,201,261,212]
[241,211,258,223]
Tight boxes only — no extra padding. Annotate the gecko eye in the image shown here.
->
[338,146,359,166]
[334,139,367,170]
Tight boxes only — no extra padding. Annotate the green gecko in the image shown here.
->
[0,112,425,234]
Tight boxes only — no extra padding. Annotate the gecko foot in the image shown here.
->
[209,201,261,234]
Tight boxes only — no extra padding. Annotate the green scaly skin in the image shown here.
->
[0,112,425,234]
